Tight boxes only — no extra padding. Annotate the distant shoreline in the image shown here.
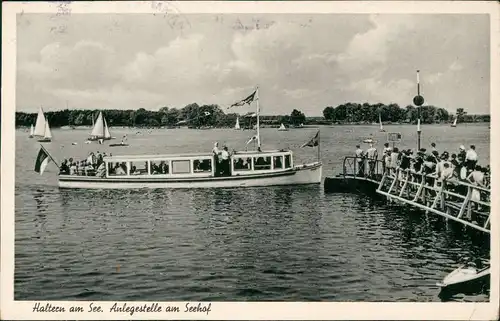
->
[16,121,490,130]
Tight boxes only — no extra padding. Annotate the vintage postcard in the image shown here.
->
[1,1,499,320]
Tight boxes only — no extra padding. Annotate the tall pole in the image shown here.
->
[256,86,261,148]
[417,71,421,150]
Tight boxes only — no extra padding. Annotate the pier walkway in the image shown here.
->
[324,156,491,234]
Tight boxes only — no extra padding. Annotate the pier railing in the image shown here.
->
[342,156,385,181]
[341,156,491,234]
[377,168,491,233]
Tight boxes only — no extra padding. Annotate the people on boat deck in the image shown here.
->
[354,145,365,176]
[220,146,231,176]
[365,144,378,177]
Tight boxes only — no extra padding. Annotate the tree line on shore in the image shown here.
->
[15,102,489,128]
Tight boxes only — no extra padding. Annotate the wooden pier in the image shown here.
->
[324,156,491,234]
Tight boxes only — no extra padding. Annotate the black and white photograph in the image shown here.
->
[1,1,499,320]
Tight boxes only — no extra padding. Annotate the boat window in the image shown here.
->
[233,157,252,171]
[108,162,128,176]
[193,159,212,173]
[172,160,191,174]
[150,160,170,175]
[130,161,148,175]
[284,154,292,168]
[273,156,283,169]
[254,156,271,170]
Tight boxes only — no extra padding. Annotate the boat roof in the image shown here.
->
[104,149,292,161]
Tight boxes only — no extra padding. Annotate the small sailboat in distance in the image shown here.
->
[379,113,386,132]
[278,123,288,131]
[29,124,34,138]
[88,111,113,141]
[234,117,241,130]
[34,107,52,143]
[451,117,457,127]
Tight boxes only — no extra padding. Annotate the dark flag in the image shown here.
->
[228,90,257,109]
[34,147,51,175]
[301,130,320,148]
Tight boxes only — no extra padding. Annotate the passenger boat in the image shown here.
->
[58,149,322,189]
[57,87,322,189]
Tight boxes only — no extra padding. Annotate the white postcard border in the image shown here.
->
[1,1,499,320]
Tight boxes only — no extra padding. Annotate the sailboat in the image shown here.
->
[451,117,457,127]
[29,124,34,138]
[278,123,288,131]
[234,117,241,130]
[33,107,52,143]
[379,113,386,132]
[88,111,113,141]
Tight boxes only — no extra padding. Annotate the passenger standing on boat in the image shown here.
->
[220,146,231,176]
[355,145,365,176]
[213,142,221,176]
[96,161,106,177]
[365,144,378,178]
[59,159,70,175]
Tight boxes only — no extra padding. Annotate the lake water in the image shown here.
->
[14,123,490,301]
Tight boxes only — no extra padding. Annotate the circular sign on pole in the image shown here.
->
[413,95,425,106]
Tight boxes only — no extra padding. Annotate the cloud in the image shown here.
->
[16,14,490,115]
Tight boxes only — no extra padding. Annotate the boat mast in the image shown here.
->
[256,86,261,148]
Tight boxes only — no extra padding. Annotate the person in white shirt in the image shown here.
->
[365,144,378,177]
[467,165,485,218]
[355,145,365,176]
[390,147,400,176]
[220,146,231,176]
[213,142,221,175]
[466,145,478,171]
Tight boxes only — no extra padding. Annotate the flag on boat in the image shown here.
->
[34,146,51,175]
[228,90,257,109]
[301,130,320,148]
[246,135,258,145]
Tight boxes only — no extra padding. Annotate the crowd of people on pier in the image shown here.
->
[355,143,491,210]
[354,142,490,204]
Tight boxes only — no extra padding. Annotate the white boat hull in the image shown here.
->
[59,162,322,189]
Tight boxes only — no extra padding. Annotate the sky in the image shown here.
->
[16,13,490,116]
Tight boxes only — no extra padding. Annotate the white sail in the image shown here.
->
[279,123,286,130]
[104,117,111,138]
[234,117,240,130]
[379,113,384,130]
[29,124,34,136]
[34,107,46,137]
[44,120,53,139]
[452,117,458,126]
[90,112,105,137]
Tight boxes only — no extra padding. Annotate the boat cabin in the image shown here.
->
[103,150,294,179]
